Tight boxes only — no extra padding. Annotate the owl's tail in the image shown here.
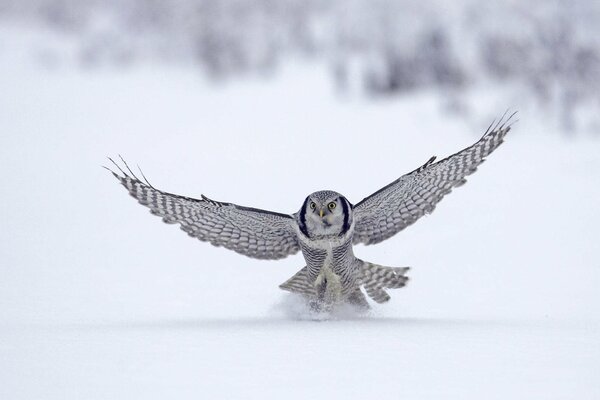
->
[358,261,410,304]
[278,261,409,304]
[279,267,315,297]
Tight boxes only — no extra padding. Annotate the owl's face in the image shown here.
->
[298,190,352,238]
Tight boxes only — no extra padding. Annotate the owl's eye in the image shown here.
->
[328,202,336,210]
[310,202,316,210]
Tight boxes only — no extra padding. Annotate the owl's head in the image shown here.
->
[298,190,352,238]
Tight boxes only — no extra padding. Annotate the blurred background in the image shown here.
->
[2,0,600,133]
[1,1,599,399]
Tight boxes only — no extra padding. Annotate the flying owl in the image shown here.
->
[107,114,514,311]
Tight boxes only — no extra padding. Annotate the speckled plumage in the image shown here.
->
[108,113,514,310]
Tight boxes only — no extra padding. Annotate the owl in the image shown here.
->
[107,113,514,311]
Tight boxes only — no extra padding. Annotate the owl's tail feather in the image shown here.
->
[359,261,410,304]
[279,267,316,296]
[279,262,409,305]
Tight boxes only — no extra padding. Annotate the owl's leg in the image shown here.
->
[312,275,336,313]
[359,260,410,303]
[308,296,328,313]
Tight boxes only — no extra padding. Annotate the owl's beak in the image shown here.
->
[319,209,325,218]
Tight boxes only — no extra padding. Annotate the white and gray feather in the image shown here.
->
[107,161,300,260]
[107,112,514,308]
[352,113,514,245]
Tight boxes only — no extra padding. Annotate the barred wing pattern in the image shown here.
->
[353,114,514,245]
[107,162,300,260]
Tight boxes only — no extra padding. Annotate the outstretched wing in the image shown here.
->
[352,113,515,245]
[106,159,300,260]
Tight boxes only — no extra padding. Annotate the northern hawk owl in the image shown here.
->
[107,114,514,311]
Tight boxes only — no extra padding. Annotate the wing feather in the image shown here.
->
[353,113,515,245]
[107,161,300,260]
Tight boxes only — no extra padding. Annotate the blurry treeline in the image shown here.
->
[2,0,599,132]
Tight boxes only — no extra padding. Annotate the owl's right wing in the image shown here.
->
[107,159,300,260]
[352,113,515,245]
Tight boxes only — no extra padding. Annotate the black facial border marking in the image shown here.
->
[339,196,350,236]
[298,196,310,237]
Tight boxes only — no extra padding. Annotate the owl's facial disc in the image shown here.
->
[299,191,351,238]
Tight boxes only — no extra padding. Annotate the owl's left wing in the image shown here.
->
[352,113,514,245]
[107,159,300,260]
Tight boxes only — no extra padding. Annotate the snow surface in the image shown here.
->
[1,30,599,399]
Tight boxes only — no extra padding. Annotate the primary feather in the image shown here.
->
[107,161,300,260]
[352,113,514,245]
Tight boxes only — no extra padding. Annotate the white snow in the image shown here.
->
[1,28,599,400]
